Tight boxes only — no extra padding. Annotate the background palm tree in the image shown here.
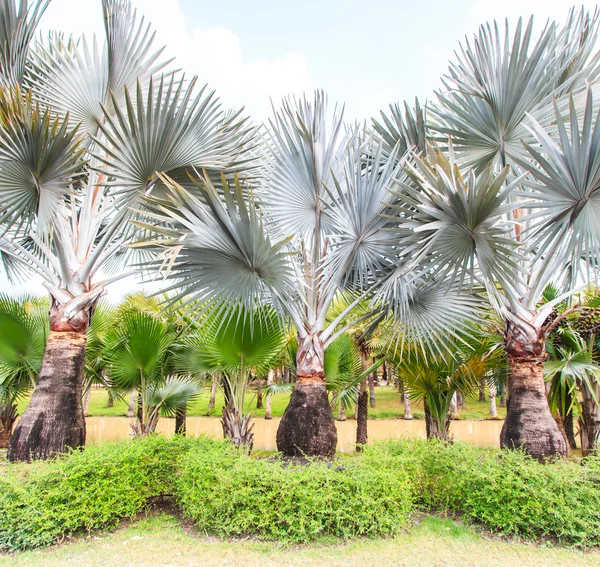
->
[0,0,252,461]
[0,295,47,447]
[104,306,199,436]
[176,306,287,453]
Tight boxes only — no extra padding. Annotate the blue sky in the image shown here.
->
[39,0,584,123]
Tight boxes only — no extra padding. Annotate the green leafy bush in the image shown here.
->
[3,435,600,551]
[176,443,413,543]
[366,439,600,547]
[0,435,194,551]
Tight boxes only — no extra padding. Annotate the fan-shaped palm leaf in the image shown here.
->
[133,171,295,317]
[0,294,47,396]
[0,87,84,232]
[28,0,168,137]
[390,147,524,294]
[516,89,600,282]
[0,0,48,86]
[431,12,598,172]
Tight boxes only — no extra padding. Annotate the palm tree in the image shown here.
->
[411,10,600,458]
[104,307,199,436]
[394,348,487,441]
[136,93,482,457]
[176,306,287,453]
[0,0,252,461]
[0,295,47,447]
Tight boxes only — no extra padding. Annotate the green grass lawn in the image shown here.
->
[18,385,505,421]
[1,513,595,567]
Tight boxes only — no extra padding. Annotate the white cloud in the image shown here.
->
[39,0,313,122]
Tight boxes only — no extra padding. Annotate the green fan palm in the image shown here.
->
[177,305,287,452]
[394,347,487,441]
[0,294,47,446]
[105,308,199,436]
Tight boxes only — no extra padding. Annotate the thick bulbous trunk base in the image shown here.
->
[500,357,567,460]
[276,380,337,458]
[8,332,87,462]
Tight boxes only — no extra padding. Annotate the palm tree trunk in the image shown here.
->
[500,323,567,459]
[450,392,459,419]
[82,386,92,417]
[0,403,17,449]
[356,382,368,451]
[255,378,263,409]
[579,380,600,456]
[563,390,577,450]
[222,403,254,453]
[489,381,498,418]
[368,366,376,408]
[424,401,451,441]
[479,380,486,402]
[265,370,274,420]
[106,390,114,408]
[8,331,87,461]
[207,373,218,413]
[337,399,346,421]
[127,389,137,417]
[276,333,337,458]
[175,405,187,436]
[400,380,413,419]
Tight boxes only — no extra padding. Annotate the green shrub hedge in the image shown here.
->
[2,435,600,551]
[365,438,600,547]
[176,443,413,543]
[0,435,192,551]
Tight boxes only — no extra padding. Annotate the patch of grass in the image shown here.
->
[2,513,598,567]
[19,385,506,420]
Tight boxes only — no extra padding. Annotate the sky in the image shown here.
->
[2,0,589,298]
[38,0,583,123]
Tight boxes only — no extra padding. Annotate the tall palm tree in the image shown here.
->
[387,10,600,459]
[0,0,252,460]
[136,93,486,457]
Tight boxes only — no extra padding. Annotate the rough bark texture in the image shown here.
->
[0,403,17,448]
[8,332,87,462]
[276,334,337,458]
[356,388,368,451]
[500,326,567,459]
[337,400,346,421]
[368,372,376,408]
[106,390,114,408]
[175,406,187,436]
[580,380,600,456]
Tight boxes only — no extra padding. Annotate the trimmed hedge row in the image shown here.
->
[1,436,600,551]
[177,442,412,542]
[364,438,600,547]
